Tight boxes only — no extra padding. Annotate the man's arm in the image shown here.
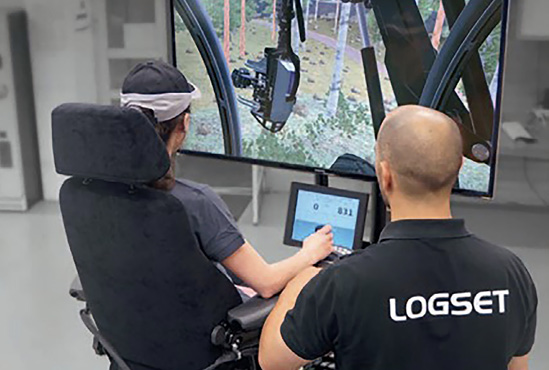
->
[222,226,333,298]
[508,355,529,370]
[258,267,321,370]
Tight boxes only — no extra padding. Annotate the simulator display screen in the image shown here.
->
[292,190,360,249]
[173,0,506,196]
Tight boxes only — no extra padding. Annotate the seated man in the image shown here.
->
[259,106,538,370]
[120,60,334,299]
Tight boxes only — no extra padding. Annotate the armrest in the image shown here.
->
[227,295,279,331]
[69,275,86,302]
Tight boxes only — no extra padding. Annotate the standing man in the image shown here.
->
[259,105,537,370]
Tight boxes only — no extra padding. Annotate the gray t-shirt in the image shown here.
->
[169,179,245,262]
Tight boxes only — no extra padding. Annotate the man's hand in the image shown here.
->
[301,225,334,264]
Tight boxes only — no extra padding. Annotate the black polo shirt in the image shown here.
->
[281,219,537,370]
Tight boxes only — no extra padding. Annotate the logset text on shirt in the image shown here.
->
[389,290,510,322]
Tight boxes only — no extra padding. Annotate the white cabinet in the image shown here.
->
[520,0,549,39]
[0,9,42,211]
[0,11,22,203]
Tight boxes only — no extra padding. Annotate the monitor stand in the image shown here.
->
[314,172,329,187]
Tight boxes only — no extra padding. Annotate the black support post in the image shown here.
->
[361,46,386,137]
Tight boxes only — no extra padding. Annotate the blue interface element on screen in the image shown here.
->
[292,190,360,249]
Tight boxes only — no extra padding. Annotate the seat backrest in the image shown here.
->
[52,104,242,370]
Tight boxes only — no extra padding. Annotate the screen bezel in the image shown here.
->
[283,182,369,250]
[169,0,510,198]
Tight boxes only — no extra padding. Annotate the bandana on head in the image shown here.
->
[120,83,201,122]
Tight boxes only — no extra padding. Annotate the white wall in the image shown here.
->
[518,0,549,39]
[500,0,549,124]
[0,9,25,203]
[0,0,21,8]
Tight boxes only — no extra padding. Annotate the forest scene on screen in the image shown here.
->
[175,0,502,193]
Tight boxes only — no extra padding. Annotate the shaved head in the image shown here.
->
[376,105,463,198]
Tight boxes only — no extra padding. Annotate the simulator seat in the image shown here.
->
[52,103,277,370]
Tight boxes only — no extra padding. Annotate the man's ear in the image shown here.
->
[379,161,393,194]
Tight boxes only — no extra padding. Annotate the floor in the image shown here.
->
[0,191,547,369]
[0,202,108,369]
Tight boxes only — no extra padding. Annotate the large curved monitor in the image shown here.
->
[171,0,508,197]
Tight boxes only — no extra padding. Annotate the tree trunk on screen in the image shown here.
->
[334,0,341,34]
[240,0,246,57]
[304,0,311,42]
[272,0,277,41]
[292,17,300,53]
[314,0,320,26]
[431,0,445,50]
[224,0,230,65]
[326,2,351,117]
[355,3,371,48]
[489,62,500,106]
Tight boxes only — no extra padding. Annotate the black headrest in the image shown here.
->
[52,103,170,184]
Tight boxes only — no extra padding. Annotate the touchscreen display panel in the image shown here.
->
[292,189,360,249]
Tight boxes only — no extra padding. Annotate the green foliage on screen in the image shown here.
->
[243,130,321,167]
[174,13,186,33]
[317,93,372,139]
[417,0,441,20]
[479,23,502,83]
